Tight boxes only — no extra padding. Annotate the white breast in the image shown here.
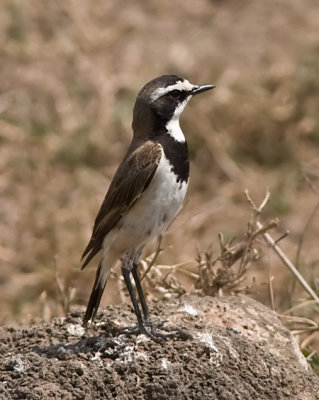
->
[106,151,188,254]
[140,152,188,231]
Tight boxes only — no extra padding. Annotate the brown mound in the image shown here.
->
[1,295,318,399]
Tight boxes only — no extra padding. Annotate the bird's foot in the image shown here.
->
[120,320,191,343]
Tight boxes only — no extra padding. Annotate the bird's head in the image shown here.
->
[132,75,215,135]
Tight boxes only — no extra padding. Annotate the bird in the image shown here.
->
[81,75,215,341]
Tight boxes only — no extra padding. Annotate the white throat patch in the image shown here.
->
[151,79,195,103]
[165,98,190,142]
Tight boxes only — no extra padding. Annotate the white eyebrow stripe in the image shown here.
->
[150,79,195,102]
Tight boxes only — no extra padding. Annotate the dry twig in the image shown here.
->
[195,190,276,296]
[140,235,163,281]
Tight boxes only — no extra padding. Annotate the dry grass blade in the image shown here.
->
[54,257,76,314]
[283,299,319,315]
[244,189,319,305]
[279,314,319,335]
[258,221,319,305]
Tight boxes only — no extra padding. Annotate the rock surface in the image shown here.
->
[0,295,318,400]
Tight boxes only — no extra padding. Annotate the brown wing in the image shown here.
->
[81,141,162,269]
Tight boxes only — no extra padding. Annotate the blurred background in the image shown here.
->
[1,0,319,348]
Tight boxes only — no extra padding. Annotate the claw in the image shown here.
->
[120,324,164,343]
[119,321,192,342]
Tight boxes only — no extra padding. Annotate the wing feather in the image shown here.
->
[81,141,162,268]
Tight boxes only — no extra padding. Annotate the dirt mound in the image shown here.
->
[1,295,318,400]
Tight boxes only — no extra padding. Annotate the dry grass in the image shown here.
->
[1,0,319,359]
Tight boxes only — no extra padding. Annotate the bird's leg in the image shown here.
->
[121,265,164,342]
[131,262,151,325]
[131,261,191,341]
[131,255,170,334]
[120,255,164,342]
[121,254,191,342]
[131,264,171,337]
[121,264,144,330]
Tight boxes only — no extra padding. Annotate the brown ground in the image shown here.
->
[1,295,318,400]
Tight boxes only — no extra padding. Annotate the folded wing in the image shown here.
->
[81,141,162,268]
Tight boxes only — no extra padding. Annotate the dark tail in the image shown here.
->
[83,261,108,327]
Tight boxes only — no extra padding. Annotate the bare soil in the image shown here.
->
[1,295,318,400]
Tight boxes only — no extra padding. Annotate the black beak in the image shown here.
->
[191,84,216,96]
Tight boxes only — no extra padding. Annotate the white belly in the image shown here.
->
[104,153,188,256]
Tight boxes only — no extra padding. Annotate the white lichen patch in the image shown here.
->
[120,346,135,362]
[95,321,107,327]
[90,351,102,362]
[196,332,223,366]
[178,303,198,316]
[67,324,85,337]
[160,358,171,369]
[12,357,25,373]
[136,334,151,344]
[113,336,129,346]
[120,346,149,363]
[197,332,219,353]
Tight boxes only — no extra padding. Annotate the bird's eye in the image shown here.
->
[169,90,181,98]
